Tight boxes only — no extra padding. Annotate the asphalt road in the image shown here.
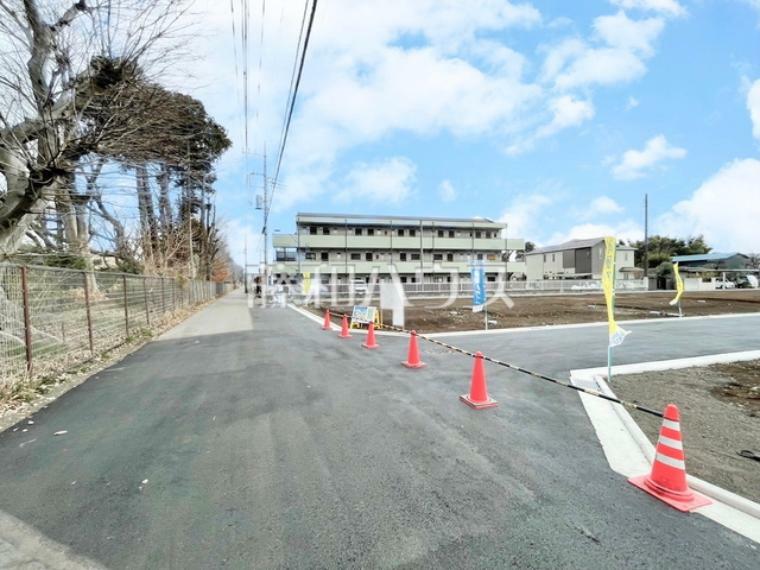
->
[1,291,759,568]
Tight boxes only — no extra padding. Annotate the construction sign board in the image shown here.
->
[350,305,379,328]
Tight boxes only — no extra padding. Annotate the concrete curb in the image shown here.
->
[571,358,760,544]
[427,311,760,338]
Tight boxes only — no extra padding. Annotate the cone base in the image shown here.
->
[322,325,331,331]
[628,474,712,512]
[338,333,352,339]
[459,394,498,409]
[402,360,426,368]
[362,342,379,349]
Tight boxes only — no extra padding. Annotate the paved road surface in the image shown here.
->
[1,290,758,568]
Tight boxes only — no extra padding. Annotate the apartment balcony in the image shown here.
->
[272,233,525,251]
[271,259,527,276]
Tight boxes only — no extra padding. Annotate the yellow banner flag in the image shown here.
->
[602,237,630,347]
[302,272,312,295]
[669,263,684,306]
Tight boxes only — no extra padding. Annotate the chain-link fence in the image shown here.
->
[0,263,232,393]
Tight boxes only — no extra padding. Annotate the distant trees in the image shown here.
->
[627,235,712,270]
[524,241,535,252]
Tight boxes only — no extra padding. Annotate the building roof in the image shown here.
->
[671,252,746,263]
[297,212,497,223]
[528,237,635,255]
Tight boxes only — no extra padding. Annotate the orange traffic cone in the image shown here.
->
[338,315,352,339]
[628,404,711,512]
[459,352,498,409]
[322,308,331,330]
[402,330,426,368]
[362,321,379,349]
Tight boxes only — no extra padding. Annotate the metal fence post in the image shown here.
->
[143,277,151,327]
[122,274,129,336]
[20,266,33,374]
[171,279,175,311]
[161,277,166,315]
[83,271,95,354]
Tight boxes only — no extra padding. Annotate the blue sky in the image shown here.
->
[187,0,760,265]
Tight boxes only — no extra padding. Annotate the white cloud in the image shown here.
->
[610,0,686,17]
[507,95,594,154]
[498,193,553,239]
[554,47,648,90]
[543,11,666,91]
[612,134,686,180]
[659,159,760,251]
[335,157,417,204]
[747,79,760,140]
[594,11,664,57]
[588,196,624,216]
[541,95,596,136]
[548,220,643,245]
[178,0,678,220]
[438,179,457,202]
[626,96,640,110]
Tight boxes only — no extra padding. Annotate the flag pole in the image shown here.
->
[606,238,618,383]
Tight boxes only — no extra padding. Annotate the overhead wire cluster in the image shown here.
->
[229,0,318,270]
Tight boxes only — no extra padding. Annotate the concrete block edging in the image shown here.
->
[571,350,760,544]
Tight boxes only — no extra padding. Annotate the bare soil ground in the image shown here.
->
[613,361,760,503]
[315,290,760,333]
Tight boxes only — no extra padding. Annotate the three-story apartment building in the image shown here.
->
[271,213,526,284]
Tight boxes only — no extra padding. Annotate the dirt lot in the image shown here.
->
[316,290,760,333]
[613,361,760,503]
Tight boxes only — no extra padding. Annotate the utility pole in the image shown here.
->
[244,236,249,294]
[643,193,649,290]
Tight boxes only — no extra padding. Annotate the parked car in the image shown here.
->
[734,275,758,288]
[716,280,736,289]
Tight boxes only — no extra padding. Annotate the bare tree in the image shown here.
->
[0,0,193,257]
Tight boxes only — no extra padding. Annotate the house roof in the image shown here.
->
[528,237,635,255]
[671,252,746,263]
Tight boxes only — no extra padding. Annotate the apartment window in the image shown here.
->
[351,253,361,260]
[552,254,555,262]
[367,228,375,236]
[411,253,420,261]
[322,227,330,235]
[310,226,318,235]
[544,254,547,262]
[400,252,407,261]
[305,252,316,260]
[321,252,329,261]
[437,229,444,238]
[401,276,407,283]
[433,253,443,261]
[275,248,296,262]
[475,231,482,238]
[398,229,405,237]
[366,252,373,261]
[355,228,363,236]
[447,253,454,262]
[477,253,484,260]
[409,229,416,237]
[448,230,455,238]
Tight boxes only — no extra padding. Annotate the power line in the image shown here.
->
[264,0,317,230]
